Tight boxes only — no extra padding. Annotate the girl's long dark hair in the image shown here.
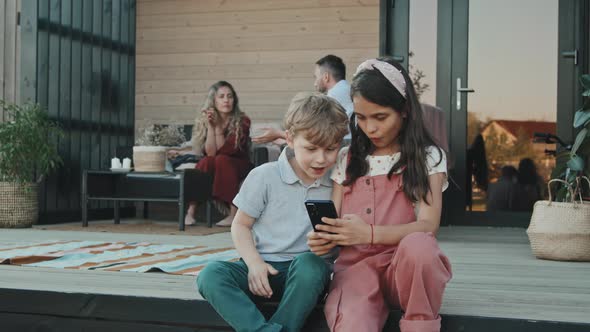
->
[344,57,443,204]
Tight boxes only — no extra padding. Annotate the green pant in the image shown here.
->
[196,252,330,332]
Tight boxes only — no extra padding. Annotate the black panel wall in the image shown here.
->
[20,0,136,223]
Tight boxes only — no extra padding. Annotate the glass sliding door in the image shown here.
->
[382,0,580,226]
[436,0,561,226]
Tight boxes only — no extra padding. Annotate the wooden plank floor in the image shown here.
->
[1,226,589,325]
[438,227,590,324]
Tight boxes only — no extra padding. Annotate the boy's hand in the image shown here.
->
[307,230,337,256]
[247,260,278,298]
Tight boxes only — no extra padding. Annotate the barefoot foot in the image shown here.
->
[185,214,196,226]
[185,203,197,226]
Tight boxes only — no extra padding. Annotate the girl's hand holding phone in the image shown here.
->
[307,230,337,256]
[247,260,278,299]
[315,214,372,246]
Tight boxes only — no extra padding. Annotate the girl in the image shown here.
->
[185,81,253,227]
[308,58,452,332]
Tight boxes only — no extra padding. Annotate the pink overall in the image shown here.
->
[324,173,452,332]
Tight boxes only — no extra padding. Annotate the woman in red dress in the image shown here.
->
[186,81,253,227]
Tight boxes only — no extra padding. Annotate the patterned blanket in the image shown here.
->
[0,240,238,276]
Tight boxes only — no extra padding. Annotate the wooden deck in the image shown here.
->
[1,226,589,331]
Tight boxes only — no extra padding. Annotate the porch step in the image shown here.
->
[1,288,588,332]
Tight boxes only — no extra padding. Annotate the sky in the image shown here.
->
[409,0,558,122]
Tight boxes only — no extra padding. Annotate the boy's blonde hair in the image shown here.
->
[283,92,349,147]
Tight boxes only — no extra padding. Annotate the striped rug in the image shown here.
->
[0,240,239,276]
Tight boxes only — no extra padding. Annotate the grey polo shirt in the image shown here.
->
[233,148,334,262]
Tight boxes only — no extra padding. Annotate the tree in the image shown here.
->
[408,51,430,100]
[483,125,512,180]
[468,112,484,146]
[512,127,537,160]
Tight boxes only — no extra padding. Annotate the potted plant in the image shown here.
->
[133,124,187,172]
[551,74,590,200]
[0,100,63,228]
[526,75,590,261]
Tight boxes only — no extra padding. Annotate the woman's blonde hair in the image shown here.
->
[192,81,246,153]
[284,92,349,147]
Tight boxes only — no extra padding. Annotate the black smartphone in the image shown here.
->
[305,200,338,231]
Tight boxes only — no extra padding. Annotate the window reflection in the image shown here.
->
[466,0,558,212]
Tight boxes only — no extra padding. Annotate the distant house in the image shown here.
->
[482,120,557,155]
[482,120,557,179]
[482,120,556,144]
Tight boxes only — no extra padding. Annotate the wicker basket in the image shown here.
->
[526,178,590,261]
[0,182,38,228]
[133,146,167,172]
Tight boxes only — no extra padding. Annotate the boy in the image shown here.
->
[197,93,349,332]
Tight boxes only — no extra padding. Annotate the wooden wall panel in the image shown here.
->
[137,0,379,16]
[135,0,379,129]
[0,0,21,121]
[136,6,377,28]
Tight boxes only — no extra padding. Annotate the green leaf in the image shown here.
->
[581,74,590,89]
[555,186,569,201]
[574,110,590,128]
[0,99,63,184]
[567,155,585,171]
[571,128,588,154]
[583,89,590,97]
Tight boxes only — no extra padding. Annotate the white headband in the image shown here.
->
[354,59,406,98]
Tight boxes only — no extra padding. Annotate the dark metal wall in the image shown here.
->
[20,0,136,223]
[557,0,590,143]
[379,0,409,68]
[0,0,21,111]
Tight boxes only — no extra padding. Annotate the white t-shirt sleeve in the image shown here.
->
[426,146,449,192]
[330,147,349,185]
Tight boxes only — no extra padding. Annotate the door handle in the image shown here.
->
[392,55,405,63]
[562,50,578,65]
[456,77,475,111]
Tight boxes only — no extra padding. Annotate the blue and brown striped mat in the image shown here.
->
[0,240,238,276]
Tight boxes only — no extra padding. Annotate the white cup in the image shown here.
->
[122,158,132,169]
[111,157,122,169]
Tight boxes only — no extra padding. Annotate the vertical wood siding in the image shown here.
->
[20,0,136,223]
